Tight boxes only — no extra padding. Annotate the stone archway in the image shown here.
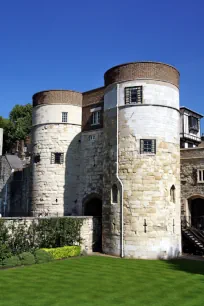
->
[83,193,102,252]
[188,195,204,229]
[83,193,102,217]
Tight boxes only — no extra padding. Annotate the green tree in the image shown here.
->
[0,104,32,153]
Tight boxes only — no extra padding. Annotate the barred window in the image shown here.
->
[125,86,142,104]
[62,112,68,123]
[91,111,101,125]
[88,135,96,141]
[51,152,64,164]
[140,139,156,154]
[197,169,204,183]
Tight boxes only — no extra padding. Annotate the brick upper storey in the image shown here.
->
[104,62,180,88]
[33,90,82,107]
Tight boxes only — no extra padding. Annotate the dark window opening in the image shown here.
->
[51,152,64,164]
[13,171,23,181]
[170,185,176,203]
[125,86,142,104]
[112,184,118,204]
[189,116,199,132]
[140,139,156,154]
[34,154,40,163]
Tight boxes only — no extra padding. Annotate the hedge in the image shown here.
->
[34,249,54,264]
[42,246,81,259]
[0,218,83,256]
[2,255,21,268]
[19,252,36,266]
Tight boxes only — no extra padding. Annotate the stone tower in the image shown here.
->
[31,90,82,216]
[103,62,181,259]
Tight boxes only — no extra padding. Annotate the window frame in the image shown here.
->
[91,110,101,126]
[140,139,156,154]
[62,112,68,123]
[188,116,199,132]
[111,184,118,204]
[51,152,64,164]
[124,86,143,105]
[197,169,204,183]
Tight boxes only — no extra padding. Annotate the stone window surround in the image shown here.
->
[111,184,118,204]
[51,152,64,164]
[124,86,143,104]
[197,169,204,183]
[140,139,156,154]
[91,109,101,126]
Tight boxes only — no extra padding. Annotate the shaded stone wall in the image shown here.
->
[181,148,204,216]
[78,129,103,213]
[9,166,31,217]
[0,156,11,216]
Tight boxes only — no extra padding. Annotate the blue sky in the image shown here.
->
[0,0,204,131]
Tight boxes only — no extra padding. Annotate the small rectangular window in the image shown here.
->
[125,86,142,104]
[91,111,101,125]
[197,169,204,183]
[140,139,156,154]
[189,116,198,132]
[88,135,96,141]
[62,112,68,123]
[51,152,64,164]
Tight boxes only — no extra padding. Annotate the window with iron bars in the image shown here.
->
[140,139,156,154]
[125,86,142,104]
[51,152,64,164]
[62,112,68,123]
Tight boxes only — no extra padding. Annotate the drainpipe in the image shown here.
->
[116,84,124,258]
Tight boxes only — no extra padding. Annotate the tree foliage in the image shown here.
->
[0,104,32,153]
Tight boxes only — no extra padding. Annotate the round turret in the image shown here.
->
[103,61,181,259]
[31,90,82,216]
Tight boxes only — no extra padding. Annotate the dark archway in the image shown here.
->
[84,197,102,217]
[83,194,102,252]
[190,198,204,229]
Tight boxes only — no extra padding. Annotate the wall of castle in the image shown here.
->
[78,129,104,213]
[0,156,11,216]
[31,100,82,217]
[33,104,81,126]
[32,123,81,216]
[9,166,31,217]
[181,148,204,217]
[103,80,181,259]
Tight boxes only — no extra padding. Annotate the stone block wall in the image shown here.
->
[78,129,104,212]
[181,148,204,216]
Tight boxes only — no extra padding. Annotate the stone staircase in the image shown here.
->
[182,219,204,254]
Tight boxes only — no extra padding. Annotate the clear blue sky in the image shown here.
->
[0,0,204,131]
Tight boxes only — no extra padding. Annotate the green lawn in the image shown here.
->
[0,256,204,306]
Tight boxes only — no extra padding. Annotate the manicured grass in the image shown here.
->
[0,256,204,306]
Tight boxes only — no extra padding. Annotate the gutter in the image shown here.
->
[116,84,124,258]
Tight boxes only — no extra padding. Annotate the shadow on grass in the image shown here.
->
[163,258,204,277]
